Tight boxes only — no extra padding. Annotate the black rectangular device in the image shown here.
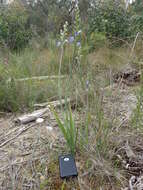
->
[59,154,78,179]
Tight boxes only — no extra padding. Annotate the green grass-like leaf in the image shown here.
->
[52,105,76,155]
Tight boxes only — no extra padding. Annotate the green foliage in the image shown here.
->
[57,3,83,75]
[88,0,132,42]
[130,0,143,33]
[0,4,32,50]
[24,0,90,36]
[40,179,49,190]
[87,0,143,47]
[131,0,143,14]
[88,32,106,51]
[26,0,73,36]
[0,78,45,112]
[52,106,77,155]
[79,113,91,147]
[0,79,18,112]
[132,81,143,129]
[0,77,63,112]
[14,0,143,45]
[0,48,66,112]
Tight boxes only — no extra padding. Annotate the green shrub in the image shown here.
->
[88,0,131,42]
[0,48,67,112]
[130,0,143,33]
[0,4,32,51]
[88,32,106,51]
[0,79,19,112]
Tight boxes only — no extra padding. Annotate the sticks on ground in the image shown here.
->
[15,98,72,124]
[8,75,67,83]
[15,108,49,124]
[0,123,36,148]
[34,98,71,108]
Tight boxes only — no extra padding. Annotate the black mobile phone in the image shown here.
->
[59,154,78,179]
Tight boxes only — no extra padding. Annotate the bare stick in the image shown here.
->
[130,32,140,59]
[15,98,73,124]
[0,124,36,148]
[15,108,49,124]
[7,75,67,83]
[34,98,71,108]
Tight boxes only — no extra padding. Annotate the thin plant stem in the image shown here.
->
[58,45,64,109]
[58,45,64,78]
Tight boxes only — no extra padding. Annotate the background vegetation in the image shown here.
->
[0,0,142,112]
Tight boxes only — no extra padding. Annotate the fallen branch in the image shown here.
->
[7,75,67,83]
[130,32,140,59]
[34,98,71,108]
[15,108,49,124]
[15,98,72,124]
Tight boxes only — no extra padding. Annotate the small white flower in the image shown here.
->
[77,30,82,34]
[60,29,64,36]
[64,39,68,44]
